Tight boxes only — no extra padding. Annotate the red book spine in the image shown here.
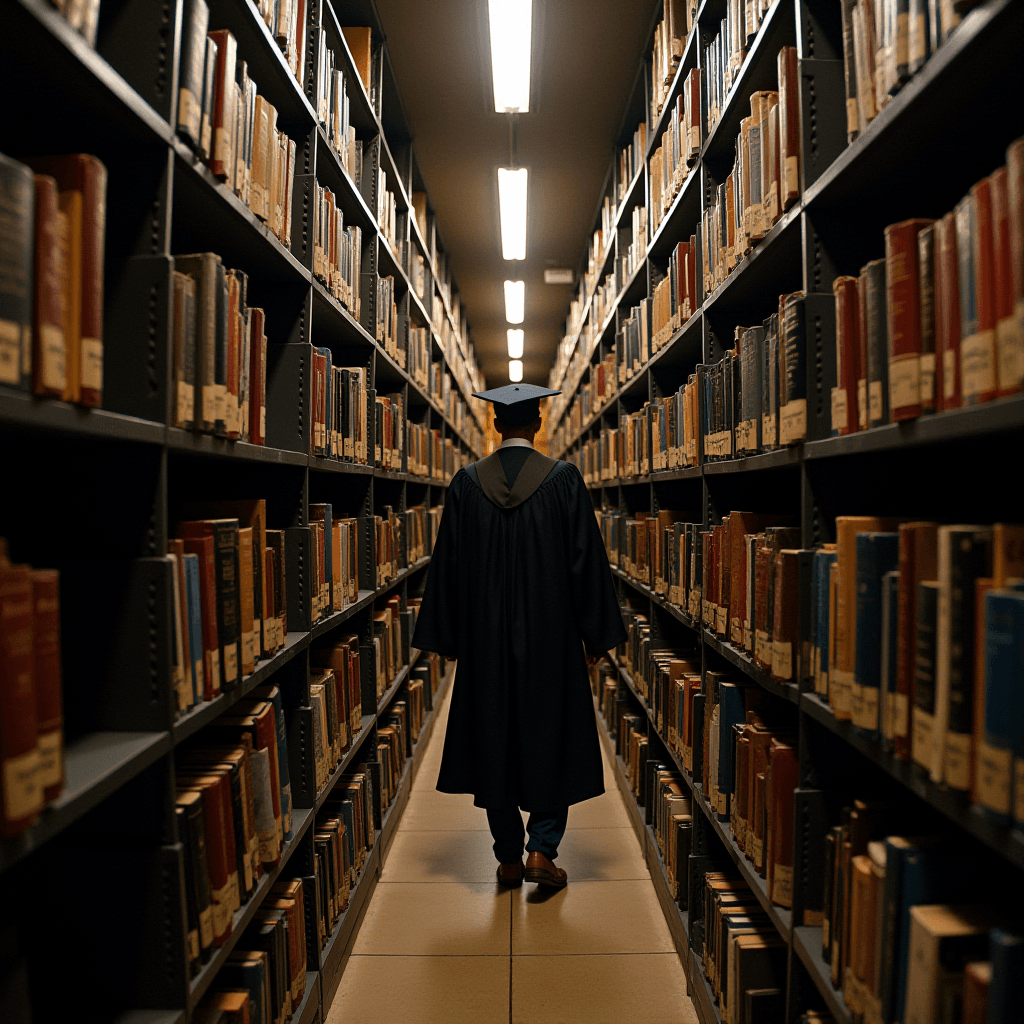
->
[249,307,266,445]
[208,30,238,181]
[936,212,962,410]
[183,535,221,699]
[255,707,283,861]
[195,779,233,944]
[32,175,66,398]
[78,156,106,408]
[965,177,998,403]
[833,276,861,434]
[31,570,63,802]
[885,219,934,421]
[768,742,798,907]
[990,167,1023,397]
[0,564,42,836]
[777,47,800,210]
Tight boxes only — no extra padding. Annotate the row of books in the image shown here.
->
[377,274,400,364]
[617,121,647,206]
[605,505,1024,828]
[839,0,980,144]
[309,770,376,951]
[251,0,309,88]
[0,152,106,406]
[194,875,307,1024]
[310,356,368,462]
[701,48,802,298]
[172,253,268,441]
[621,202,649,287]
[649,69,700,236]
[312,181,363,317]
[373,391,404,468]
[376,169,399,260]
[702,0,777,138]
[608,639,1024,1024]
[648,0,696,124]
[0,547,63,837]
[309,634,364,794]
[168,503,291,712]
[376,699,410,816]
[833,142,1024,434]
[823,821,1021,1024]
[175,685,294,969]
[809,519,1023,825]
[314,27,363,188]
[177,14,296,249]
[307,503,361,623]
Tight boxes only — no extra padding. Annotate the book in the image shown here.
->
[31,174,67,398]
[31,570,63,802]
[852,532,899,733]
[177,0,211,148]
[22,154,107,407]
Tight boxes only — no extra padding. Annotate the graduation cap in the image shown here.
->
[472,383,562,428]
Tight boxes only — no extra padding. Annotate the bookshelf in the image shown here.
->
[0,0,471,1019]
[562,0,1024,1022]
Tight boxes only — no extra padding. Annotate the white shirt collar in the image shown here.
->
[498,437,534,449]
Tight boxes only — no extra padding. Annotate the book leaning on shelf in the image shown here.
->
[0,541,64,837]
[0,152,106,406]
[649,69,700,235]
[176,9,296,248]
[172,253,268,441]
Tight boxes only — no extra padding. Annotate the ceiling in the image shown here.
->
[375,0,659,388]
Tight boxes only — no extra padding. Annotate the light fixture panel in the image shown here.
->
[503,280,525,324]
[488,0,532,112]
[507,329,524,359]
[498,167,528,260]
[508,359,524,382]
[544,268,575,285]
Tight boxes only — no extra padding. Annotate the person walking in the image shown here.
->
[411,383,627,889]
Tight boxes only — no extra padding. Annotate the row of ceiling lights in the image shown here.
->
[490,0,531,382]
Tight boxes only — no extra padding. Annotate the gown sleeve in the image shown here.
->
[411,471,462,658]
[565,464,628,656]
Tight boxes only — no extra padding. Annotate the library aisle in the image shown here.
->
[331,675,698,1024]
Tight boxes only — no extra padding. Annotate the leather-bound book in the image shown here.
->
[31,174,67,398]
[917,223,937,413]
[179,519,241,689]
[885,219,935,421]
[342,27,373,96]
[771,549,801,682]
[176,789,214,971]
[990,166,1022,397]
[832,275,861,435]
[208,30,239,181]
[183,533,221,699]
[252,684,292,838]
[852,533,899,734]
[177,0,210,148]
[935,212,961,410]
[248,307,266,445]
[175,253,223,433]
[0,562,42,835]
[237,527,256,676]
[25,154,106,407]
[777,46,800,210]
[0,155,35,392]
[172,271,197,429]
[31,569,63,802]
[911,581,940,772]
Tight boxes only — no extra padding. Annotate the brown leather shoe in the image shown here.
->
[496,861,524,888]
[524,851,567,888]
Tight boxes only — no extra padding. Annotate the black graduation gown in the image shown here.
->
[411,448,627,810]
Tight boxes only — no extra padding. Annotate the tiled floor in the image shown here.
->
[328,682,699,1024]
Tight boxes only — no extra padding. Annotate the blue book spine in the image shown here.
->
[987,928,1024,1024]
[881,569,900,748]
[717,682,747,796]
[183,554,204,705]
[852,532,899,735]
[978,590,1024,824]
[218,959,267,1024]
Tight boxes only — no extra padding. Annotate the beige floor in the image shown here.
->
[328,682,699,1024]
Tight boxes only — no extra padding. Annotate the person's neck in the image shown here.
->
[499,432,535,444]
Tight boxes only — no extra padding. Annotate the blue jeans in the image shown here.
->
[486,806,569,863]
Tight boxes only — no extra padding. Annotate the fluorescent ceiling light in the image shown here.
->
[504,280,525,323]
[498,167,528,260]
[488,0,532,112]
[507,329,524,359]
[508,358,524,382]
[544,268,574,285]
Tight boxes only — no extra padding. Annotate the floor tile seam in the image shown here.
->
[509,951,681,958]
[376,875,655,882]
[344,952,513,957]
